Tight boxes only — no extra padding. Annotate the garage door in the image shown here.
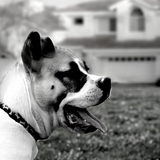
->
[98,56,156,83]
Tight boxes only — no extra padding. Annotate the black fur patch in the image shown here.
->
[41,37,55,58]
[55,61,87,93]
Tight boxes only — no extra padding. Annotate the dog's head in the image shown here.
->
[21,31,111,135]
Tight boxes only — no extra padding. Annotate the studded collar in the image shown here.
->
[0,102,41,141]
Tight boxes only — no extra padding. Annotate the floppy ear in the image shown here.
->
[21,31,55,73]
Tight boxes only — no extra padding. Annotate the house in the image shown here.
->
[55,0,160,41]
[110,0,160,41]
[54,0,160,84]
[55,0,117,39]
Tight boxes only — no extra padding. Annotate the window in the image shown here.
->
[74,17,84,25]
[109,18,117,32]
[130,8,145,31]
[107,57,156,62]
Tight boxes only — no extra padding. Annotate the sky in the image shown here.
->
[39,0,96,8]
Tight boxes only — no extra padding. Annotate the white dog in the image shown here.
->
[0,31,111,160]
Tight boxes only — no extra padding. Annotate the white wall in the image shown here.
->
[154,11,160,37]
[94,15,116,36]
[60,13,95,38]
[59,12,116,38]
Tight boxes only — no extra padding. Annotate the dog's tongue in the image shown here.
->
[77,109,107,133]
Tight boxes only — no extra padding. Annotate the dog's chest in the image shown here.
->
[0,110,38,160]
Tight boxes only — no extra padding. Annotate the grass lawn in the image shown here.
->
[36,84,160,160]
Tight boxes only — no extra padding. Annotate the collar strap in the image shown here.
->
[0,102,41,141]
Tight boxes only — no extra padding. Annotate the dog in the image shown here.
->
[0,31,111,160]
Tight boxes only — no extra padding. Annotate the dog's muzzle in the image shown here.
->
[57,76,111,134]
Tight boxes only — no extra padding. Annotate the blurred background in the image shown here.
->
[0,0,160,160]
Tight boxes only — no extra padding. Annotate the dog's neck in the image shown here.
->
[0,61,57,139]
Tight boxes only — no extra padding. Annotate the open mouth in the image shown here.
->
[63,105,107,134]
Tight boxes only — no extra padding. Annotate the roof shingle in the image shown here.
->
[58,0,119,12]
[60,36,160,48]
[57,0,160,12]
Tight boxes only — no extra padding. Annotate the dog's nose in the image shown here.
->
[97,77,111,90]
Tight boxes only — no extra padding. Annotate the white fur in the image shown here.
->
[0,62,58,159]
[0,109,38,160]
[0,56,109,159]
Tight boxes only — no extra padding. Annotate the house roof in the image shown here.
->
[110,0,160,10]
[57,0,160,12]
[138,0,160,7]
[57,0,119,12]
[60,36,160,49]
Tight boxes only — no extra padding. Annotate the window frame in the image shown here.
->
[130,8,145,32]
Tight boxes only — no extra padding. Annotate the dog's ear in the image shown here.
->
[21,31,55,72]
[41,37,55,58]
